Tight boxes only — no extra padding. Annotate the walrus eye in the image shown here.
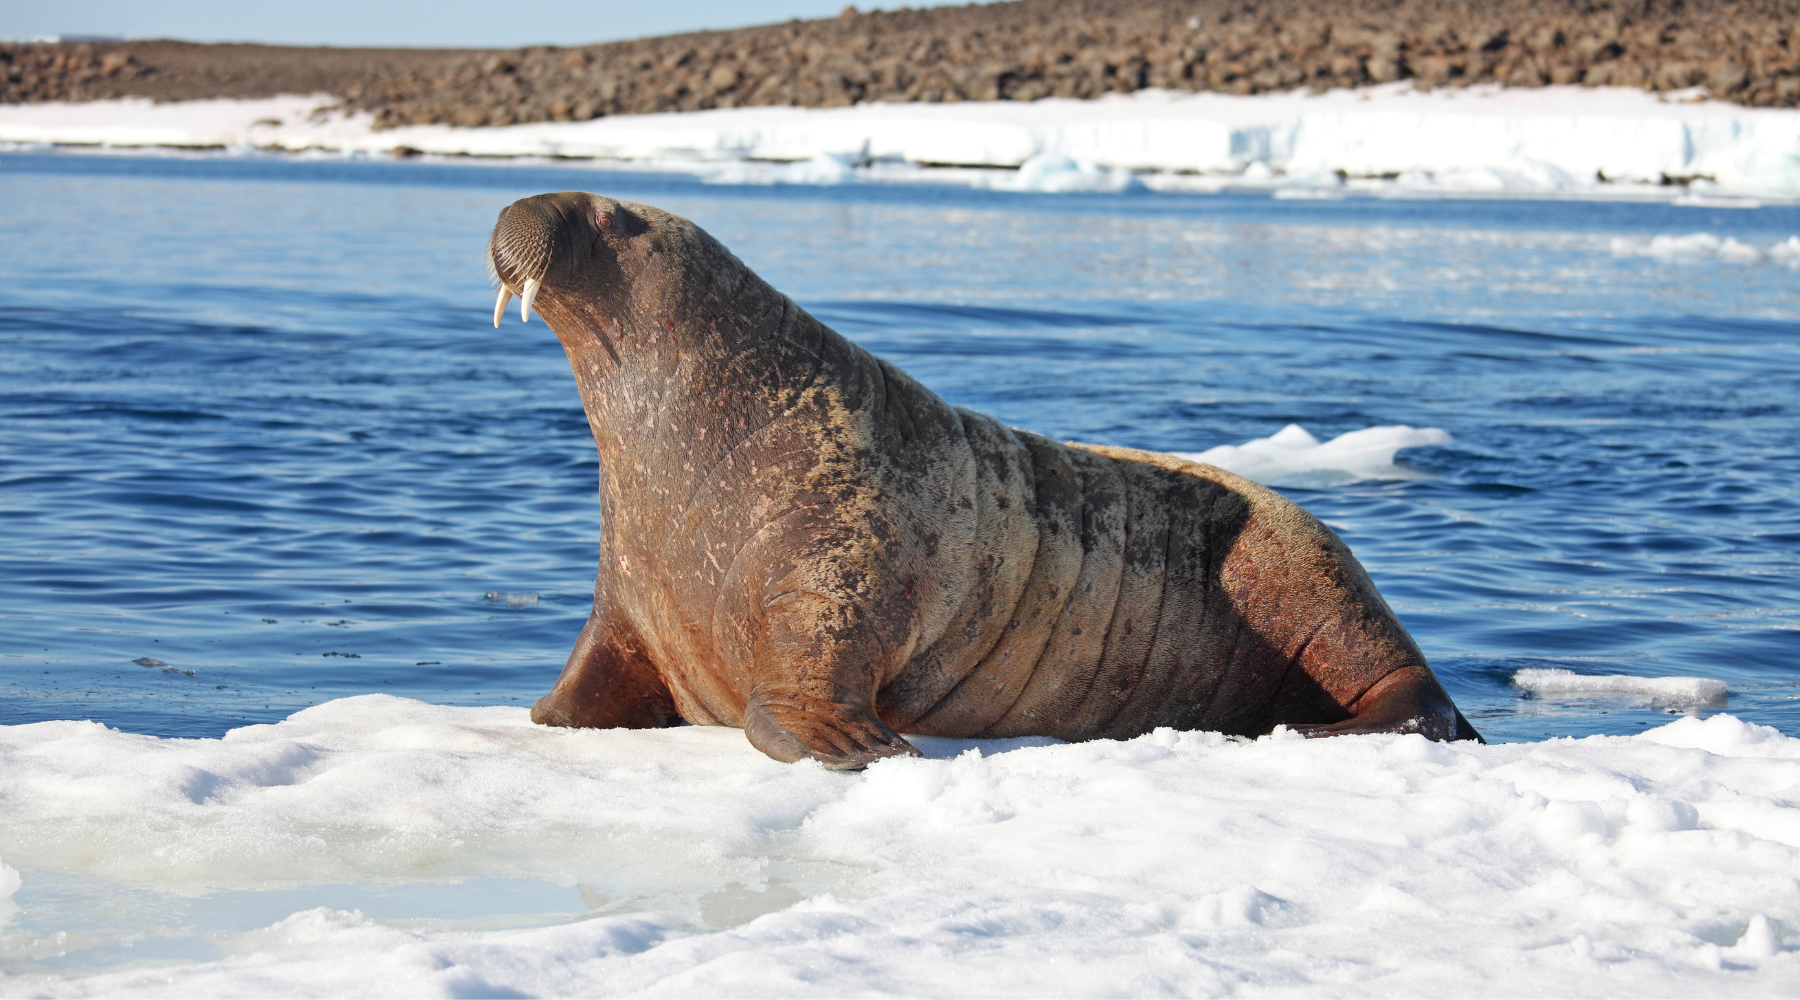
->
[596,212,613,228]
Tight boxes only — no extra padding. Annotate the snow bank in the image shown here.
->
[5,84,1800,199]
[2,697,1797,996]
[1514,668,1731,707]
[1175,423,1451,486]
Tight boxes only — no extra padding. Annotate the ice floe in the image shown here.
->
[1514,668,1731,707]
[0,697,1796,995]
[1175,423,1451,486]
[978,152,1146,194]
[1610,232,1800,264]
[7,83,1800,200]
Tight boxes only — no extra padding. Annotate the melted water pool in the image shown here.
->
[2,151,1797,744]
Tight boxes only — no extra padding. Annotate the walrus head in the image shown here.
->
[488,191,624,328]
[487,191,737,334]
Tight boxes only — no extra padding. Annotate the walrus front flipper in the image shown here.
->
[531,608,679,730]
[1287,665,1484,743]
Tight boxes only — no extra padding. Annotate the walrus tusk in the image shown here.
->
[521,278,541,323]
[492,287,512,329]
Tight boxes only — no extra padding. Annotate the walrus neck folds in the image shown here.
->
[484,193,842,587]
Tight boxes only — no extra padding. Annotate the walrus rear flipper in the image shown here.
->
[1287,665,1484,743]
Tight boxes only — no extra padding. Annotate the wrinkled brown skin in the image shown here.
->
[489,191,1482,770]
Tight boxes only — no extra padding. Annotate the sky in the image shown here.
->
[2,0,984,48]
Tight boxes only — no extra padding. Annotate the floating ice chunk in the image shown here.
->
[1716,237,1765,261]
[1768,236,1800,265]
[986,153,1144,194]
[1512,668,1728,707]
[1271,186,1347,200]
[1608,232,1797,263]
[1174,423,1451,486]
[1611,232,1721,259]
[776,152,858,185]
[1672,193,1765,208]
[704,152,860,186]
[483,590,539,607]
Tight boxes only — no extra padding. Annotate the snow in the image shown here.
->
[1,696,1797,996]
[1514,668,1731,707]
[5,84,1800,199]
[1175,423,1451,487]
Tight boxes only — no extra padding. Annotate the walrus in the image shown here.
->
[488,191,1482,769]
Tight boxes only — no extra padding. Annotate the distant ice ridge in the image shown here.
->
[1,697,1797,995]
[6,83,1800,200]
[1175,423,1451,486]
[701,151,1145,192]
[1611,232,1800,265]
[1514,667,1730,707]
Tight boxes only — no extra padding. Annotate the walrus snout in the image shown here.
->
[488,199,558,328]
[489,192,617,328]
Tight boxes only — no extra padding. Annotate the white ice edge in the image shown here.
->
[1175,423,1451,486]
[1,696,1797,996]
[1514,667,1730,705]
[6,83,1800,200]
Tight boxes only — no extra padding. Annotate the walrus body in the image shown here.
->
[489,192,1480,769]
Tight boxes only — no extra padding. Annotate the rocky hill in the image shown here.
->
[4,0,1797,128]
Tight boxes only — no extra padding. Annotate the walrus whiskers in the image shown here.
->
[488,202,555,327]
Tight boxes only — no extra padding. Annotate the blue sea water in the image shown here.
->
[1,151,1796,744]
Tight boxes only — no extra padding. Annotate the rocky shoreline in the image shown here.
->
[4,0,1797,129]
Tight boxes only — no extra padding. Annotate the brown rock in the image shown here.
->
[5,0,1799,122]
